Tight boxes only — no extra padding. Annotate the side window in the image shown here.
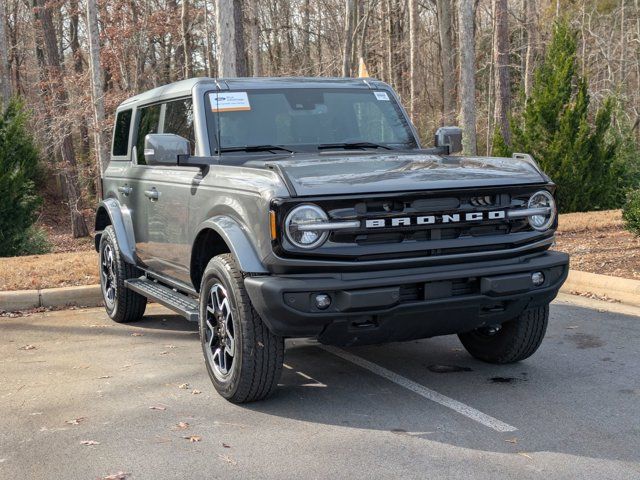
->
[163,98,195,154]
[112,109,132,156]
[135,104,162,165]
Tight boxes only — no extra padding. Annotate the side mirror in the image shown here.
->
[434,126,463,154]
[144,134,190,165]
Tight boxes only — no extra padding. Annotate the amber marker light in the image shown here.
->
[270,210,277,240]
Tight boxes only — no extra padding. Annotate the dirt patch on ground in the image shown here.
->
[0,209,638,292]
[554,210,640,281]
[35,198,95,254]
[0,250,98,291]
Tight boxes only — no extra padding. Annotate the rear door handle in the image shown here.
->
[144,188,160,200]
[118,185,132,196]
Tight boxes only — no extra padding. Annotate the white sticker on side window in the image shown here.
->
[374,91,390,101]
[209,92,251,112]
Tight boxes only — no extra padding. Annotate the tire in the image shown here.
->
[458,305,549,364]
[199,253,284,403]
[98,225,147,323]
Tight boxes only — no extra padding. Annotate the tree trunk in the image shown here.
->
[182,0,193,78]
[216,0,238,77]
[0,0,11,105]
[69,0,90,157]
[204,0,215,77]
[86,0,109,195]
[524,0,537,101]
[33,0,89,238]
[457,0,477,155]
[342,0,356,77]
[233,0,247,76]
[437,0,456,125]
[409,0,419,120]
[302,0,311,72]
[493,0,511,146]
[248,0,261,76]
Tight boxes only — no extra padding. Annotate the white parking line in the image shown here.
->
[319,345,517,433]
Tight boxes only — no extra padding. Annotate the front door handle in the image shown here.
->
[118,185,132,196]
[144,188,160,200]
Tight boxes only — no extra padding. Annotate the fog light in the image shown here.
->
[314,293,332,310]
[531,271,545,286]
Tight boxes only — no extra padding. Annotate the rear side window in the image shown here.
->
[164,98,195,154]
[135,104,162,165]
[112,109,132,156]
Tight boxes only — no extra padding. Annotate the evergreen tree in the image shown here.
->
[0,99,46,256]
[504,20,627,213]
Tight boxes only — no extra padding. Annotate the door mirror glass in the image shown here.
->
[144,133,190,165]
[434,126,463,154]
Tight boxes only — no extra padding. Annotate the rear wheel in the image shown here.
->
[458,305,549,364]
[199,253,284,403]
[99,225,147,323]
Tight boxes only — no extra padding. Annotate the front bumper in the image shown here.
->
[244,250,569,346]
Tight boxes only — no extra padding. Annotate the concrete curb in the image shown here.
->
[0,285,103,311]
[560,270,640,307]
[1,270,639,312]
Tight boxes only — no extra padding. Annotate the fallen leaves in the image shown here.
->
[222,443,231,449]
[174,422,190,430]
[182,435,201,442]
[504,438,518,444]
[97,375,112,379]
[131,332,144,337]
[191,389,201,395]
[217,454,237,465]
[65,417,86,426]
[100,471,129,480]
[80,440,100,446]
[19,344,37,350]
[149,405,167,411]
[517,452,533,460]
[178,383,189,390]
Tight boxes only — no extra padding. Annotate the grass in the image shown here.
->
[0,210,638,291]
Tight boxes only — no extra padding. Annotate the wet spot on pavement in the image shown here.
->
[489,377,524,384]
[427,364,473,373]
[565,333,605,349]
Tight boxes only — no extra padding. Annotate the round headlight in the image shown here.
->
[285,204,329,249]
[527,190,556,231]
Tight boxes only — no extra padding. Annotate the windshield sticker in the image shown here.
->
[210,92,251,112]
[374,91,390,101]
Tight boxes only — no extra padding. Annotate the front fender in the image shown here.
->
[196,216,268,274]
[95,198,137,265]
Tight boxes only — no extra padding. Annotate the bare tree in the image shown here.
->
[216,0,238,76]
[33,0,88,237]
[86,0,109,187]
[493,0,510,146]
[524,0,538,101]
[342,0,356,76]
[0,0,11,105]
[248,0,261,76]
[437,0,456,125]
[182,0,193,78]
[458,0,477,155]
[233,0,247,76]
[409,0,420,120]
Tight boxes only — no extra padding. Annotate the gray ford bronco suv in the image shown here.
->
[95,77,569,403]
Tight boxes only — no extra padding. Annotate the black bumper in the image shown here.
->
[244,251,569,346]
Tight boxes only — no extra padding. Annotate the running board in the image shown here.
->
[125,277,199,322]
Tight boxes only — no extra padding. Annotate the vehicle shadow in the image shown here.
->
[243,304,640,466]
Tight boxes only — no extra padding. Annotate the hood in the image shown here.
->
[272,152,547,197]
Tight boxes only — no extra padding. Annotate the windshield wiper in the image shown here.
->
[317,142,394,151]
[217,144,296,154]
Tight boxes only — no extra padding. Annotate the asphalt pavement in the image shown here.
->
[1,294,639,480]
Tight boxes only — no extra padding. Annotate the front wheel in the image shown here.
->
[458,305,549,364]
[199,254,284,403]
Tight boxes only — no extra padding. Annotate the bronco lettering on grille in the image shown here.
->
[365,210,507,228]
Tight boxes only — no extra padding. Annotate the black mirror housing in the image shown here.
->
[434,126,463,154]
[144,133,190,165]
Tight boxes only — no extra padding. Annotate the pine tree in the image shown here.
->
[505,20,625,213]
[0,99,46,256]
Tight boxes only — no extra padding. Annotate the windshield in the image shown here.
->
[205,88,418,153]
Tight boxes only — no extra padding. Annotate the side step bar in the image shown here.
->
[125,277,199,322]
